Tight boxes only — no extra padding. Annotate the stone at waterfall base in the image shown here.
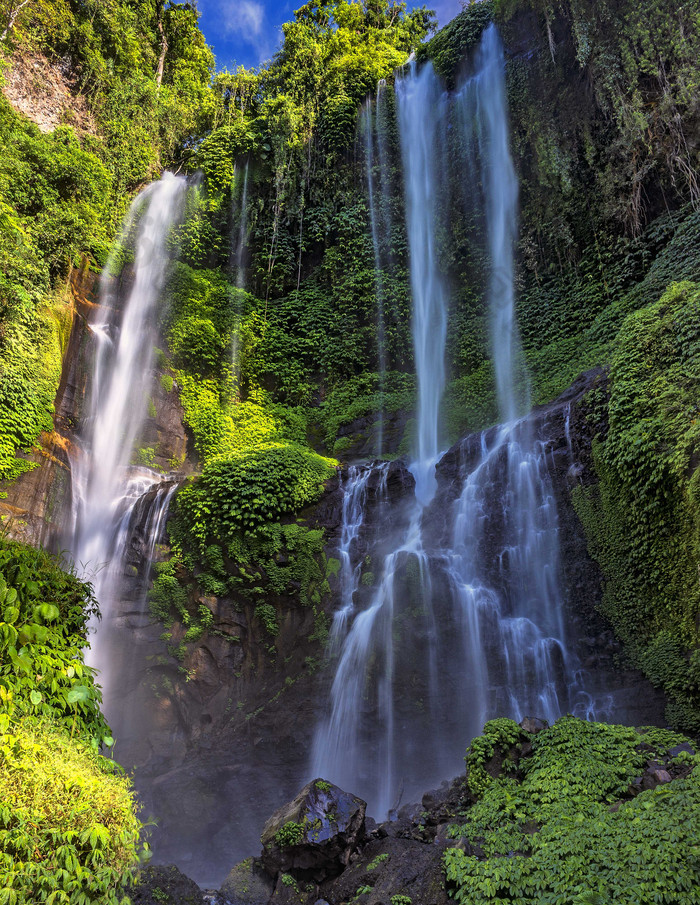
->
[260,779,366,881]
[131,864,206,905]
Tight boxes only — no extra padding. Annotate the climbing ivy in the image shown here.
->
[572,281,700,731]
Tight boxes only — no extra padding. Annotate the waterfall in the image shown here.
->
[232,158,250,290]
[312,27,602,818]
[67,172,186,714]
[457,24,527,421]
[312,60,452,813]
[395,61,448,505]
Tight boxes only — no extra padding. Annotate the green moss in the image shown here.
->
[273,821,304,848]
[572,281,700,731]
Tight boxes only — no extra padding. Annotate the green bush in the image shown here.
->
[173,442,336,551]
[170,314,227,375]
[445,716,700,904]
[0,538,109,745]
[0,719,142,904]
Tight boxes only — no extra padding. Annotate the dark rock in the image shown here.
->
[364,816,379,837]
[670,742,696,757]
[217,857,274,905]
[320,836,451,905]
[519,717,548,735]
[422,781,452,812]
[260,779,367,882]
[131,864,206,905]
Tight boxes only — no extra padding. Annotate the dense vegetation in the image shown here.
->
[0,0,213,482]
[0,539,142,902]
[573,281,700,732]
[0,0,700,892]
[444,717,700,903]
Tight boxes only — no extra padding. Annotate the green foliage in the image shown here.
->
[0,291,67,481]
[319,371,415,451]
[255,602,279,638]
[390,896,412,905]
[444,716,700,904]
[572,281,700,731]
[367,853,389,871]
[417,0,493,85]
[466,718,527,797]
[174,443,335,545]
[274,820,304,848]
[0,0,214,480]
[0,718,142,904]
[0,538,109,744]
[170,314,227,375]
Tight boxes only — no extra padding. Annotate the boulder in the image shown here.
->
[130,864,206,905]
[519,716,548,734]
[217,857,275,905]
[260,779,367,882]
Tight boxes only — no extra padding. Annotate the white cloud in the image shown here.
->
[217,0,276,63]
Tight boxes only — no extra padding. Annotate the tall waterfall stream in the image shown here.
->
[67,172,186,737]
[311,27,608,816]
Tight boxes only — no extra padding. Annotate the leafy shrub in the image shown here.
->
[0,538,109,745]
[170,315,227,375]
[466,718,527,797]
[173,442,335,551]
[0,719,142,904]
[445,716,700,904]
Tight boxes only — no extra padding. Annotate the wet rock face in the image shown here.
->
[260,780,367,882]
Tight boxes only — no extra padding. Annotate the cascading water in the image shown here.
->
[362,102,387,457]
[312,27,601,817]
[67,172,186,719]
[229,160,250,389]
[231,158,250,291]
[312,58,452,813]
[396,60,448,504]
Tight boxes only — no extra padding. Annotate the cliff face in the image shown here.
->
[0,260,94,547]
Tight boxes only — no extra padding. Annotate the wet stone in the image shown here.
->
[260,779,366,882]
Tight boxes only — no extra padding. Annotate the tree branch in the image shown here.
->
[1,0,32,43]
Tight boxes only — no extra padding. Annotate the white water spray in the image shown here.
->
[68,172,186,704]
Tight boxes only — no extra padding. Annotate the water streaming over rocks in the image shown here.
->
[311,27,611,818]
[67,172,186,722]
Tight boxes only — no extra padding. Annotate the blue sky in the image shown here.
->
[195,0,464,71]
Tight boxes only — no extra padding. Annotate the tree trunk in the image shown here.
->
[156,15,168,88]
